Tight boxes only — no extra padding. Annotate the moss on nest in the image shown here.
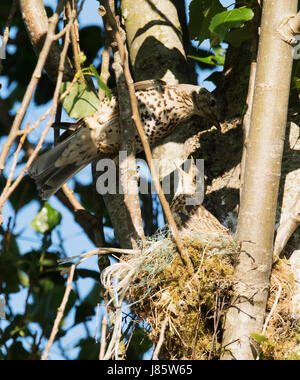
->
[259,259,300,360]
[101,229,300,360]
[124,231,238,360]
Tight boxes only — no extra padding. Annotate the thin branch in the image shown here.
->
[0,0,69,174]
[2,122,31,196]
[0,0,18,75]
[274,196,300,257]
[101,1,145,248]
[152,317,169,360]
[0,6,76,225]
[262,277,282,335]
[52,66,105,247]
[98,42,111,99]
[277,11,300,45]
[59,247,139,270]
[19,0,73,81]
[99,315,108,360]
[41,264,76,360]
[102,1,194,274]
[66,0,83,79]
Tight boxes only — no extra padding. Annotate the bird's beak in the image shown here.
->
[204,111,221,130]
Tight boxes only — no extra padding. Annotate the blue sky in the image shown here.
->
[0,0,234,360]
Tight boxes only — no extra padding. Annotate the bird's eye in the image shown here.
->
[210,99,216,107]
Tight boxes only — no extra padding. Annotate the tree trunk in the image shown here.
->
[121,0,207,196]
[221,0,297,360]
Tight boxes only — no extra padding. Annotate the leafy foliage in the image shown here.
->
[31,203,62,234]
[188,0,254,67]
[0,0,156,359]
[209,7,254,42]
[2,0,297,361]
[188,0,225,43]
[60,81,101,119]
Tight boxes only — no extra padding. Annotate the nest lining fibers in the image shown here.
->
[101,229,238,359]
[100,230,300,360]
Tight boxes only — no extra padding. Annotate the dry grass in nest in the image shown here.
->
[101,229,238,360]
[260,258,300,360]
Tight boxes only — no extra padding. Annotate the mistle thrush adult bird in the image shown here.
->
[29,80,219,200]
[171,161,228,235]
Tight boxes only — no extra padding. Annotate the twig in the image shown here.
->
[152,317,169,360]
[191,306,202,360]
[277,11,300,45]
[208,285,225,360]
[98,42,111,99]
[101,1,145,248]
[54,71,105,247]
[42,264,76,360]
[102,1,194,274]
[262,277,282,335]
[99,315,108,360]
[66,0,84,82]
[97,4,112,100]
[0,10,76,224]
[19,0,73,81]
[0,0,18,75]
[274,196,300,257]
[59,247,139,270]
[0,0,69,174]
[2,122,31,195]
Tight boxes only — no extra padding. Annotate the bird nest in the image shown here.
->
[258,258,300,360]
[101,229,238,359]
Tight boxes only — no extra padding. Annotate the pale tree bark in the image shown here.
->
[122,0,193,84]
[100,0,145,249]
[19,0,74,81]
[102,0,199,247]
[99,0,145,249]
[121,0,209,198]
[221,0,297,360]
[103,0,196,247]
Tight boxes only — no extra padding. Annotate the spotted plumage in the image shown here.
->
[29,80,219,199]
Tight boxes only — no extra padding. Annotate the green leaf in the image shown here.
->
[250,333,275,346]
[82,64,112,100]
[293,77,300,90]
[18,271,30,287]
[60,81,101,119]
[31,202,62,234]
[188,46,226,66]
[77,51,87,66]
[189,0,225,43]
[209,7,254,42]
[189,53,224,66]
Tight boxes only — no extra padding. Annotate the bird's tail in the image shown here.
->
[28,133,86,200]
